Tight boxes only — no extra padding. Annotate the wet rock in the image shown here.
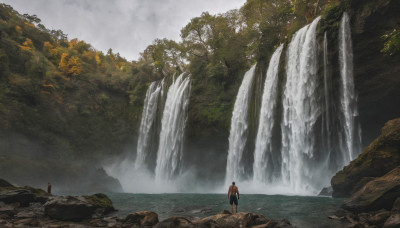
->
[44,196,97,221]
[154,216,194,228]
[0,205,16,216]
[392,197,400,211]
[15,211,35,218]
[198,212,274,228]
[125,211,159,227]
[368,210,391,225]
[319,186,333,196]
[0,189,35,207]
[220,209,232,215]
[383,213,400,228]
[341,166,400,212]
[331,118,400,198]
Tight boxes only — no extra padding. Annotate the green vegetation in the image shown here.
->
[381,29,400,56]
[83,193,113,209]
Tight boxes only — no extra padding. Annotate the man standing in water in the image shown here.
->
[228,181,240,214]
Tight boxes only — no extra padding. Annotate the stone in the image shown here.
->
[0,189,35,207]
[0,205,15,216]
[383,213,400,228]
[319,186,333,196]
[392,198,400,211]
[44,196,97,221]
[198,212,276,228]
[341,166,400,212]
[220,209,232,215]
[15,211,35,218]
[153,216,194,228]
[368,210,391,225]
[331,118,400,197]
[125,211,159,227]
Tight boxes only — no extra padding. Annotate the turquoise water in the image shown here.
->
[106,193,345,228]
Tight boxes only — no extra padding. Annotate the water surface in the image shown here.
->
[106,193,344,228]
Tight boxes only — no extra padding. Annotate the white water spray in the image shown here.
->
[155,73,191,182]
[281,16,321,193]
[226,64,257,183]
[339,12,361,163]
[253,44,284,183]
[134,81,162,170]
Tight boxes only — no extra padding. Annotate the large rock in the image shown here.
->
[44,193,115,221]
[0,189,35,207]
[197,212,294,228]
[0,179,14,188]
[332,118,400,197]
[341,166,400,212]
[125,211,159,227]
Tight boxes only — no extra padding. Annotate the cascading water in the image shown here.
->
[339,12,361,163]
[226,64,257,183]
[281,16,322,193]
[134,81,163,170]
[253,44,284,183]
[323,32,332,155]
[155,73,191,182]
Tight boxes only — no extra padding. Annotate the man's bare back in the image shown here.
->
[228,182,240,214]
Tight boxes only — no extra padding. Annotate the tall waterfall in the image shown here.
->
[253,44,284,183]
[281,16,321,193]
[155,73,191,182]
[226,64,257,183]
[339,12,361,162]
[134,81,163,170]
[323,32,332,159]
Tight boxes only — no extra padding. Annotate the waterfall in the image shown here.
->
[155,73,191,182]
[323,32,333,160]
[339,12,361,163]
[281,16,321,193]
[226,64,257,183]
[134,81,163,170]
[253,44,284,183]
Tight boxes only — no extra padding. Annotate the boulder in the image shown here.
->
[0,205,16,216]
[198,212,274,228]
[332,118,400,197]
[383,214,400,228]
[392,197,400,211]
[153,216,194,228]
[318,186,333,196]
[44,196,96,221]
[341,166,400,212]
[0,189,35,206]
[125,211,159,227]
[44,194,114,221]
[368,210,391,225]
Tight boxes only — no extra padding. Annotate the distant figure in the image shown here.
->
[228,181,240,214]
[47,182,52,194]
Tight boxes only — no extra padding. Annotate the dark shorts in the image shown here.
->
[230,195,238,205]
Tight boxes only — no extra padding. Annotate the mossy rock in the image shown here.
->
[331,118,400,197]
[83,193,114,211]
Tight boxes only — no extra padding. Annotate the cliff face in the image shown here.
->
[351,0,400,145]
[331,118,400,197]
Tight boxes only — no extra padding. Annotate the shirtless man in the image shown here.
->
[228,181,240,214]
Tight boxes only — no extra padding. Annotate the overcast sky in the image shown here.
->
[0,0,246,61]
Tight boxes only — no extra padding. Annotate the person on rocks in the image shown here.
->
[228,181,240,214]
[47,182,52,194]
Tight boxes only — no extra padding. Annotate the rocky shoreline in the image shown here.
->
[0,179,295,228]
